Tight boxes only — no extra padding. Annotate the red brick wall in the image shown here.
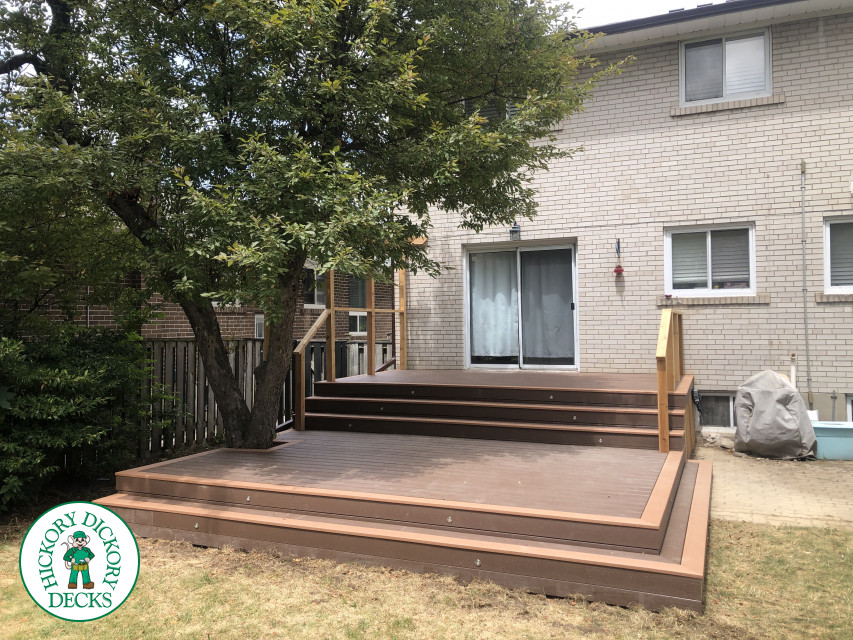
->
[77,279,395,343]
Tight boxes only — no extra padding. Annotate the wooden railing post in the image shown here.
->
[656,310,673,454]
[293,350,305,430]
[325,270,336,382]
[367,278,375,374]
[398,269,407,370]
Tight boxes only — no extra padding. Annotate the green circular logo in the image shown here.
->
[19,502,140,621]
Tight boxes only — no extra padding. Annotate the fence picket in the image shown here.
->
[185,341,196,445]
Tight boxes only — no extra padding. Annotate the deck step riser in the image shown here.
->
[116,475,679,552]
[100,461,706,612]
[305,398,683,429]
[314,382,689,411]
[304,415,684,450]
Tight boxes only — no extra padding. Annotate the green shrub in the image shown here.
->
[0,327,150,509]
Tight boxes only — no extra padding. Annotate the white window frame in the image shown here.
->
[348,312,367,337]
[254,313,265,340]
[679,29,772,107]
[665,224,756,297]
[847,395,852,422]
[824,217,853,294]
[302,267,326,309]
[348,275,368,336]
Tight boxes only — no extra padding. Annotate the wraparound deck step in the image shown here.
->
[113,448,686,552]
[304,413,686,450]
[96,460,710,611]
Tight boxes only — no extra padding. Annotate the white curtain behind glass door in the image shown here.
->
[469,252,519,361]
[520,249,574,364]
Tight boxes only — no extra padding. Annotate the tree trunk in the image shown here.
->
[178,263,302,449]
[248,268,302,448]
[178,295,252,448]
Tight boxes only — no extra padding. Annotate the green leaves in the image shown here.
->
[0,330,150,509]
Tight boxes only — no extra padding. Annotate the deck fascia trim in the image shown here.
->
[679,460,712,575]
[640,450,684,524]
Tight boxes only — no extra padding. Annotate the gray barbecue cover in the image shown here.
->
[734,370,817,459]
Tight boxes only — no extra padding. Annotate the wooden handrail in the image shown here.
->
[293,309,331,430]
[291,267,410,431]
[656,309,684,453]
[294,309,331,355]
[375,357,396,373]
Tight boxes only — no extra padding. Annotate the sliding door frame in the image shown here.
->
[463,243,579,371]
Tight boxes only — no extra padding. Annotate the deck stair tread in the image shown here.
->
[306,411,684,434]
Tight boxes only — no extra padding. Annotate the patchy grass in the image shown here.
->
[1,520,850,640]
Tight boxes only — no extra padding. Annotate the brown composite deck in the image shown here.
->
[135,431,663,517]
[99,369,710,611]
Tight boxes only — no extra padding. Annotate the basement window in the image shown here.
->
[698,393,735,429]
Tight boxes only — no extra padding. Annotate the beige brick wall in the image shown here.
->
[404,14,853,400]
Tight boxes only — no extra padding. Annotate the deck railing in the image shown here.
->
[140,337,352,456]
[291,269,408,431]
[655,309,684,453]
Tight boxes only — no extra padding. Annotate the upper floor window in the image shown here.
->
[349,276,367,335]
[302,267,326,308]
[825,219,853,293]
[681,30,770,105]
[665,225,755,296]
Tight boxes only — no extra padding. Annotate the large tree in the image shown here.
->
[0,0,607,448]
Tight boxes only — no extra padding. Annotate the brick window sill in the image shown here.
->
[670,94,786,117]
[815,293,853,303]
[656,293,771,307]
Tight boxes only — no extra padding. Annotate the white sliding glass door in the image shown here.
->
[468,246,576,368]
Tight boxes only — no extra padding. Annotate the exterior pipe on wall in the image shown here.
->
[800,160,814,409]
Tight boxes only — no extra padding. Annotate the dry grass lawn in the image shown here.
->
[1,518,850,640]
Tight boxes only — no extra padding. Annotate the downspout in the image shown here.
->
[800,160,814,409]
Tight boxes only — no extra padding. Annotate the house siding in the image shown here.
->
[404,13,853,417]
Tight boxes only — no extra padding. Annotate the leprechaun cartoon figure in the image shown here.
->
[63,531,95,589]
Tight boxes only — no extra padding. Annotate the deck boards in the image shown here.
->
[329,369,661,391]
[138,431,664,518]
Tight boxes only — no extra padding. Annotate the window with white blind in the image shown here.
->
[665,226,755,296]
[254,314,264,340]
[825,219,853,293]
[681,31,771,105]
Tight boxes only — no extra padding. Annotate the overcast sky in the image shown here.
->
[572,1,725,29]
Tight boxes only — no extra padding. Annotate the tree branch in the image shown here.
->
[0,53,44,76]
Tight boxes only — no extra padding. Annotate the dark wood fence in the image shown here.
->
[141,338,391,456]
